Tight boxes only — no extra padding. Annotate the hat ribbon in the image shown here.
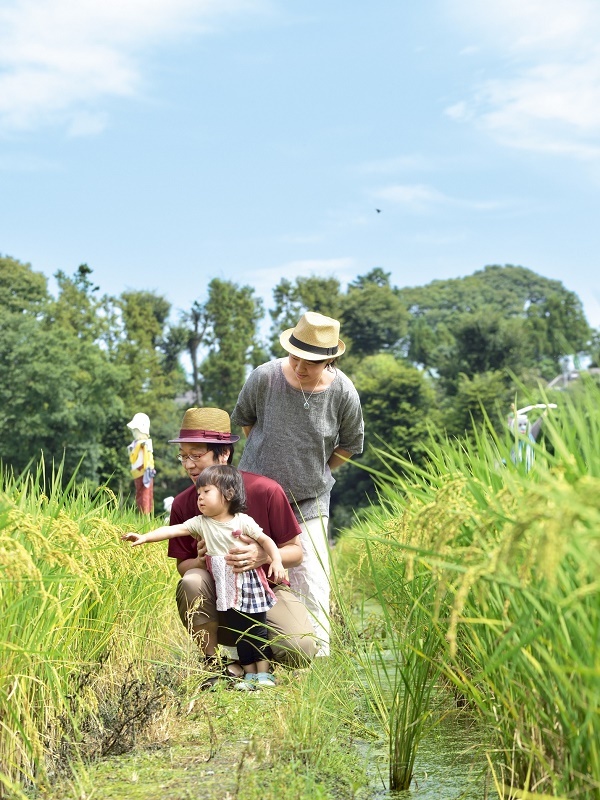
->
[179,428,232,440]
[289,334,338,357]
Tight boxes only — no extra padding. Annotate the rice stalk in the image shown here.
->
[334,379,600,797]
[0,460,187,795]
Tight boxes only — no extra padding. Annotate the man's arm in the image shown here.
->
[225,534,302,573]
[176,556,202,577]
[175,536,207,576]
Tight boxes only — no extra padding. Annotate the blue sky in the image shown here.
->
[1,0,599,333]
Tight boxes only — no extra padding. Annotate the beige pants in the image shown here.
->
[287,516,331,656]
[176,569,318,668]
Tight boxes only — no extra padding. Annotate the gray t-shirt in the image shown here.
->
[231,358,364,522]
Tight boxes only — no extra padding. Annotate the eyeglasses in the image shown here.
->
[177,450,209,464]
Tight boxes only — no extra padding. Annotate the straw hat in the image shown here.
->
[127,412,150,436]
[279,311,345,360]
[168,407,240,444]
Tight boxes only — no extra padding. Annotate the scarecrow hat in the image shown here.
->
[280,311,345,360]
[168,407,240,444]
[127,412,150,436]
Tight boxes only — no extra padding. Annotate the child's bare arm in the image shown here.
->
[255,532,286,582]
[122,523,188,547]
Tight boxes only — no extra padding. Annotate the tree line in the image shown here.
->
[1,254,596,528]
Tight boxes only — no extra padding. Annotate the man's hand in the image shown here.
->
[225,533,267,573]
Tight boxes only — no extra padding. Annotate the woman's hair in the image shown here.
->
[291,355,339,370]
[195,464,246,514]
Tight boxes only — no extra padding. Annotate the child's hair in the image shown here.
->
[195,465,247,515]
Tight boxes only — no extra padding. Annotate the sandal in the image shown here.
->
[200,656,227,691]
[200,657,242,691]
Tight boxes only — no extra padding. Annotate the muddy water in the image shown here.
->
[358,706,497,799]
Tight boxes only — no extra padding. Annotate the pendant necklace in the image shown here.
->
[299,378,320,409]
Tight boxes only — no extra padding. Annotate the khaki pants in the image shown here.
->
[176,569,318,668]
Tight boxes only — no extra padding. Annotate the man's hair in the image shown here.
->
[196,465,246,515]
[207,443,234,464]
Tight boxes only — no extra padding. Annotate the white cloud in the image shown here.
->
[0,152,60,171]
[375,183,448,211]
[0,0,264,135]
[357,155,434,175]
[278,233,324,245]
[373,183,506,213]
[446,0,598,52]
[253,257,355,292]
[271,257,355,280]
[444,0,600,158]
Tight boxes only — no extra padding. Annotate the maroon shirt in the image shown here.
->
[167,470,301,562]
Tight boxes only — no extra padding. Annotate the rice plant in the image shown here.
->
[331,509,447,791]
[334,378,600,797]
[0,459,187,797]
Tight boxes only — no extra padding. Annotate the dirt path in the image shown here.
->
[50,670,369,800]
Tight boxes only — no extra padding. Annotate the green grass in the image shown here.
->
[40,659,369,800]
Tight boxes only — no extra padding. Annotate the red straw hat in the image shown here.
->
[168,407,240,444]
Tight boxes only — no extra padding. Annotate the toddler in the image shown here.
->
[122,464,285,688]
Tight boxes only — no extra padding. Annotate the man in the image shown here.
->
[167,407,317,677]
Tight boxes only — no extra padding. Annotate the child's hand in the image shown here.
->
[121,532,145,547]
[267,558,286,583]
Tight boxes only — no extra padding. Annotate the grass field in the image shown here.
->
[0,463,367,799]
[2,382,599,798]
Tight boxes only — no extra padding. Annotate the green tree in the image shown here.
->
[47,264,107,342]
[200,279,265,412]
[340,268,409,360]
[331,354,439,531]
[525,291,591,365]
[0,307,126,481]
[110,290,187,502]
[442,370,514,437]
[589,329,600,368]
[437,311,526,390]
[0,254,49,313]
[399,264,591,375]
[0,260,128,483]
[180,300,209,405]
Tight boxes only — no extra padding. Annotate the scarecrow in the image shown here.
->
[507,403,557,471]
[126,412,156,514]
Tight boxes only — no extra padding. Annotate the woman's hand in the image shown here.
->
[122,532,145,547]
[225,533,265,573]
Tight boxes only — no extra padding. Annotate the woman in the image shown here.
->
[231,311,364,655]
